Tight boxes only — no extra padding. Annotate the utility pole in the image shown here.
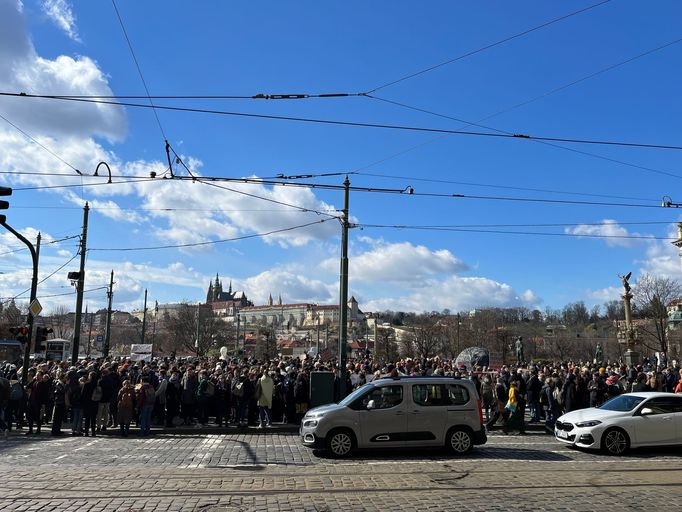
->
[1,224,40,385]
[338,176,350,397]
[71,203,89,365]
[103,270,114,358]
[140,288,148,344]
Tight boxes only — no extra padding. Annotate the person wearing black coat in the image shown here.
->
[561,373,578,413]
[165,371,182,427]
[51,374,67,436]
[526,371,542,422]
[81,372,99,437]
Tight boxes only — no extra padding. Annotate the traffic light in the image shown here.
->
[35,326,53,352]
[9,325,29,344]
[0,186,11,224]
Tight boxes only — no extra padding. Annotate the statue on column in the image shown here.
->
[619,271,632,294]
[595,342,603,363]
[514,336,524,364]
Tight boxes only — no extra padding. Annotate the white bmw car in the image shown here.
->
[555,392,682,455]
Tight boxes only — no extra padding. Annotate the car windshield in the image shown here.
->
[598,394,646,412]
[338,383,373,406]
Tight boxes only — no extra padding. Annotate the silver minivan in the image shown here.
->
[300,376,487,457]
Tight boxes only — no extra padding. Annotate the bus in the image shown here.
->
[45,339,71,362]
[0,339,23,364]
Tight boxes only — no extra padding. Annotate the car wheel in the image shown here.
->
[325,428,355,458]
[601,428,630,456]
[446,427,473,454]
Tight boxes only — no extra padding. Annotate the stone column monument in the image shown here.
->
[619,272,640,366]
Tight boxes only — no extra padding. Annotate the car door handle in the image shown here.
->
[395,411,404,416]
[411,410,421,414]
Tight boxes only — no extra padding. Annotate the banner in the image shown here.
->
[130,343,153,361]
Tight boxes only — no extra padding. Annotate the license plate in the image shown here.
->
[556,430,568,439]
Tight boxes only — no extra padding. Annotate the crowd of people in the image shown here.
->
[1,353,681,439]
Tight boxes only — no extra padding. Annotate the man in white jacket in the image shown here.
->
[256,369,274,428]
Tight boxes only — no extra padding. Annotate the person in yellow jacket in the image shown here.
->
[255,369,274,428]
[503,379,526,435]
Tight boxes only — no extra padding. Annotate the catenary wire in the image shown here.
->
[111,0,167,142]
[355,36,682,177]
[366,0,611,93]
[1,167,661,204]
[8,172,670,209]
[0,112,82,175]
[88,218,330,251]
[4,93,682,151]
[165,143,339,219]
[357,223,672,240]
[367,94,682,180]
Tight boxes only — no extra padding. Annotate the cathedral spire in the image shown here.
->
[268,293,273,306]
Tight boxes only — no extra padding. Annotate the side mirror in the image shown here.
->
[366,399,376,410]
[640,407,654,416]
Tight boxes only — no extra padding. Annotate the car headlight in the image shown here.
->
[575,420,602,428]
[303,419,319,428]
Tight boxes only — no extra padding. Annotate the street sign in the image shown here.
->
[29,299,42,317]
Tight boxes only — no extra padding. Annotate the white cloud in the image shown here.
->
[41,0,80,41]
[244,269,336,305]
[587,286,622,302]
[0,2,125,142]
[564,219,649,248]
[321,240,468,283]
[362,275,540,313]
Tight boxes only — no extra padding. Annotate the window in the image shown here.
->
[412,384,448,407]
[642,398,678,414]
[349,385,403,410]
[412,384,471,407]
[446,384,470,406]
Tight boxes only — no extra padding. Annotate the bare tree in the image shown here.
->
[633,273,682,355]
[48,304,72,339]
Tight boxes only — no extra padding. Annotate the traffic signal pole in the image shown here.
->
[337,177,350,398]
[0,221,40,384]
[71,203,89,365]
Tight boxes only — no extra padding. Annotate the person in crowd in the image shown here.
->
[257,369,274,428]
[196,370,211,426]
[165,370,182,427]
[181,367,198,425]
[81,371,99,437]
[117,380,136,437]
[51,373,67,436]
[136,376,155,437]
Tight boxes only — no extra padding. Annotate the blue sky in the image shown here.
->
[1,0,682,315]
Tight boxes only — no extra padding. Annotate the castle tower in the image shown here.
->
[268,294,273,306]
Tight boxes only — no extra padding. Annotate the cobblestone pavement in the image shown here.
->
[1,431,681,511]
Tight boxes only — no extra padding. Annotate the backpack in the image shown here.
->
[206,381,215,397]
[553,386,564,406]
[10,381,23,401]
[539,387,549,407]
[91,386,103,402]
[233,381,244,398]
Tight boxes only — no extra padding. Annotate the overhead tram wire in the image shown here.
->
[0,112,82,176]
[4,93,682,152]
[366,0,612,93]
[366,95,682,181]
[5,166,671,210]
[355,36,682,178]
[89,219,331,252]
[111,0,167,142]
[357,223,675,241]
[354,172,661,203]
[165,143,340,219]
[1,167,661,204]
